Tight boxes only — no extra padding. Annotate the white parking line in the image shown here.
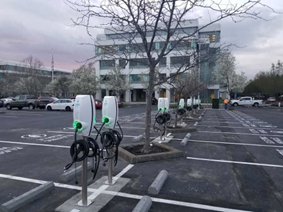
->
[186,157,283,168]
[197,125,280,130]
[180,138,283,148]
[47,131,156,139]
[0,173,251,212]
[0,140,69,148]
[198,131,283,138]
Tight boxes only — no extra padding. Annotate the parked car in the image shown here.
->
[0,99,3,107]
[230,96,263,107]
[5,95,37,110]
[46,99,74,111]
[267,97,276,102]
[37,97,58,109]
[95,99,102,109]
[152,97,158,105]
[1,98,13,107]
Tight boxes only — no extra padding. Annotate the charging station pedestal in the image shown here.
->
[102,96,118,185]
[73,95,96,207]
[179,99,185,126]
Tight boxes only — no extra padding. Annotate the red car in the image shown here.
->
[95,99,102,109]
[96,98,123,108]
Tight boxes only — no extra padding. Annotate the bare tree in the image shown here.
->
[67,0,276,153]
[21,55,44,76]
[69,62,98,96]
[45,76,71,97]
[169,68,206,126]
[105,66,131,100]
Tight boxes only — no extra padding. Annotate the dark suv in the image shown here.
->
[6,95,37,110]
[37,97,58,109]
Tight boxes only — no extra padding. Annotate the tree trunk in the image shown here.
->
[174,96,180,127]
[143,68,155,153]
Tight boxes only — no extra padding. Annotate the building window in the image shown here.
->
[159,57,167,67]
[129,59,148,69]
[170,56,190,68]
[119,59,127,69]
[129,74,148,83]
[99,60,115,70]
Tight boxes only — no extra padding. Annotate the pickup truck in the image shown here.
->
[230,96,263,107]
[6,95,37,110]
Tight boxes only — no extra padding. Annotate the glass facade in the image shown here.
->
[99,60,115,70]
[129,59,148,69]
[129,74,149,83]
[170,56,190,68]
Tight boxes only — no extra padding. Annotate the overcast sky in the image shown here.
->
[0,0,282,79]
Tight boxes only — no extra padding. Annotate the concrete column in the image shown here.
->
[96,90,102,100]
[106,89,110,96]
[125,90,131,103]
[133,89,137,102]
[166,89,170,103]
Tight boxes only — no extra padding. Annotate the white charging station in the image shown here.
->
[158,98,165,113]
[179,99,185,108]
[187,98,192,107]
[73,95,96,136]
[102,96,118,129]
[164,98,169,112]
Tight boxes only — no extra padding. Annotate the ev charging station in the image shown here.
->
[65,95,123,208]
[187,98,192,111]
[158,98,165,113]
[177,98,186,126]
[154,98,172,142]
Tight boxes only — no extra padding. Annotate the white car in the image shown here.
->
[230,96,263,107]
[46,99,74,111]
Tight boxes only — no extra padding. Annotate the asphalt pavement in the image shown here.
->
[0,105,283,211]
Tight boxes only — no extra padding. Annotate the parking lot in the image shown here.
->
[1,105,283,211]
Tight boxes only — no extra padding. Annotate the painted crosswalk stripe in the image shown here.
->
[258,130,267,134]
[249,129,258,134]
[260,136,275,144]
[271,137,283,144]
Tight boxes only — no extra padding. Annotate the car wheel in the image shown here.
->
[254,103,259,107]
[18,107,23,110]
[28,104,35,110]
[233,103,238,107]
[65,106,71,111]
[47,106,52,111]
[6,104,12,110]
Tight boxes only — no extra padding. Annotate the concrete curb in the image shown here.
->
[60,162,93,182]
[0,182,54,212]
[132,134,145,143]
[148,170,168,195]
[132,196,152,212]
[180,133,191,147]
[119,143,184,164]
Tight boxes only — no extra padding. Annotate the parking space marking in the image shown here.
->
[198,131,283,137]
[78,164,134,205]
[47,131,156,139]
[197,125,280,130]
[0,147,23,155]
[271,137,283,144]
[249,129,259,134]
[0,173,251,212]
[276,149,283,156]
[186,157,283,168]
[0,140,69,148]
[179,138,283,148]
[259,136,275,144]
